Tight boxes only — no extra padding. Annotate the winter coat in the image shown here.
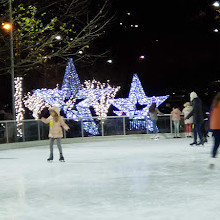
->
[186,97,203,124]
[41,107,69,138]
[149,108,162,121]
[171,108,182,121]
[182,106,193,124]
[210,101,220,130]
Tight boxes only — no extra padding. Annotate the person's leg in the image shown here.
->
[49,138,54,155]
[56,138,63,154]
[173,121,177,137]
[176,121,180,137]
[212,130,220,158]
[193,124,198,142]
[152,120,157,134]
[197,123,204,144]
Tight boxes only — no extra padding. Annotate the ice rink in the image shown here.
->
[0,136,220,220]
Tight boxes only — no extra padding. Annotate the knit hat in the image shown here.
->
[49,106,60,116]
[184,102,191,107]
[190,92,198,102]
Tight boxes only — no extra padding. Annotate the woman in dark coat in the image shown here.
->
[186,92,204,146]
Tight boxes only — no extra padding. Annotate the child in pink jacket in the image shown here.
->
[171,106,182,138]
[41,106,69,162]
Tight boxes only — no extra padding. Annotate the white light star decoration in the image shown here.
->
[23,58,120,135]
[14,77,25,137]
[110,74,169,131]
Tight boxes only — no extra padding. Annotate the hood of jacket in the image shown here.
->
[190,92,198,102]
[49,106,60,116]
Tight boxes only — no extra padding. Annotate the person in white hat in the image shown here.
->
[182,102,193,137]
[41,106,70,162]
[185,92,204,145]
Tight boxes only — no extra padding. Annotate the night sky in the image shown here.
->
[98,0,220,100]
[1,0,220,109]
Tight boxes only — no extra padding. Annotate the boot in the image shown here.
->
[47,154,53,162]
[59,153,65,162]
[190,141,197,146]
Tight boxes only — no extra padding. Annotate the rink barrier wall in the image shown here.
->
[0,114,192,149]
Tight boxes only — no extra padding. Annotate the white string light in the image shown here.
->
[14,77,25,137]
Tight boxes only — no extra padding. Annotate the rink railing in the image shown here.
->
[0,114,185,144]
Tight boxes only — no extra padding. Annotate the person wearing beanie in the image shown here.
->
[41,106,70,162]
[185,92,204,146]
[209,92,220,168]
[182,102,193,137]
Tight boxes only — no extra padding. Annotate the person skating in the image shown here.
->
[185,92,204,146]
[209,92,220,168]
[171,106,182,138]
[149,102,163,139]
[182,102,193,137]
[41,106,70,162]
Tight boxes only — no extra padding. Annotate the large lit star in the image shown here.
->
[111,74,169,130]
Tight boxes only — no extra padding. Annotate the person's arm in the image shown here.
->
[41,116,51,124]
[60,117,70,131]
[157,108,164,115]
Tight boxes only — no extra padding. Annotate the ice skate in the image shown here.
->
[59,154,65,162]
[196,141,204,146]
[190,141,197,146]
[47,154,53,162]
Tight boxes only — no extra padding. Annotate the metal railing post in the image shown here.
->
[170,115,173,134]
[5,122,9,143]
[81,119,84,137]
[101,118,104,136]
[22,122,25,142]
[123,117,126,135]
[37,120,41,140]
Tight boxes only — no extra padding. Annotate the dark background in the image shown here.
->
[1,0,220,113]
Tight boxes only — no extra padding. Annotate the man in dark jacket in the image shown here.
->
[186,92,204,145]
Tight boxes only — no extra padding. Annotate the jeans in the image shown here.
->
[50,138,63,155]
[212,130,220,158]
[193,123,203,143]
[173,121,180,136]
[152,120,158,134]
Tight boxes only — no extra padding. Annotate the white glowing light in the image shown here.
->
[78,50,83,54]
[110,74,169,131]
[213,1,220,7]
[55,35,62,40]
[214,28,219,32]
[139,55,145,60]
[135,25,138,28]
[14,77,25,137]
[127,12,131,15]
[107,59,113,63]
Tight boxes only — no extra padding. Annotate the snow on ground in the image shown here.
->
[0,137,219,220]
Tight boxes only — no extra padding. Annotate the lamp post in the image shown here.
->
[8,0,15,120]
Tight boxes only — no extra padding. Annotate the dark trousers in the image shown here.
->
[193,123,203,142]
[212,130,220,158]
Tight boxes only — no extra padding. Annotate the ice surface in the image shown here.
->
[0,137,219,220]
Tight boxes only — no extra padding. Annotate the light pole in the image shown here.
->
[9,0,15,120]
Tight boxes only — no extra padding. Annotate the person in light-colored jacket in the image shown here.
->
[171,106,182,138]
[149,103,163,138]
[182,102,193,137]
[41,106,69,162]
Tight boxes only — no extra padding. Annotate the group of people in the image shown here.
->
[149,91,205,145]
[41,91,220,168]
[149,91,220,167]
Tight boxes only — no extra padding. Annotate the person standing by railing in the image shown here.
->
[41,106,69,162]
[209,92,220,168]
[182,102,193,138]
[149,103,163,139]
[171,106,182,138]
[185,92,204,146]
